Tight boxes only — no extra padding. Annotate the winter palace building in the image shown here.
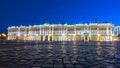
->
[7,23,115,41]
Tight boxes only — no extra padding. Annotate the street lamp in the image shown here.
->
[2,33,6,37]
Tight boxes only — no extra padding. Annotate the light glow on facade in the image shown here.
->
[7,23,115,41]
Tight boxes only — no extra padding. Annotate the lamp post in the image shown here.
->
[0,33,7,41]
[0,34,1,41]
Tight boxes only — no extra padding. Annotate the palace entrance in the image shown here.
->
[45,36,48,41]
[50,36,52,41]
[41,36,43,41]
[84,32,89,41]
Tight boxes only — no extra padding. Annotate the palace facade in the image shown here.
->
[7,23,114,41]
[114,26,120,36]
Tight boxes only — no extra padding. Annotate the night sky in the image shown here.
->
[0,0,120,33]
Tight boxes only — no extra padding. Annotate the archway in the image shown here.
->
[45,36,48,41]
[84,32,89,41]
[50,36,52,41]
[41,36,43,41]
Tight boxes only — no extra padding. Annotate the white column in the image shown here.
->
[74,26,76,34]
[43,27,44,36]
[111,28,113,41]
[48,26,50,41]
[107,26,109,41]
[48,36,50,41]
[49,26,50,35]
[52,27,54,41]
[82,27,83,41]
[43,36,45,41]
[97,26,99,41]
[43,26,45,41]
[39,26,40,41]
[90,27,91,41]
[84,26,85,41]
[28,26,31,40]
[66,27,68,41]
[60,36,61,41]
[60,26,61,41]
[74,26,76,41]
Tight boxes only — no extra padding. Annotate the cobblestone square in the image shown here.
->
[0,41,120,68]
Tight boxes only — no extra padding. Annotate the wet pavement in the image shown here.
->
[0,41,120,68]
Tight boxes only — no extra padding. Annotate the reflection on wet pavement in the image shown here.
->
[0,41,120,68]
